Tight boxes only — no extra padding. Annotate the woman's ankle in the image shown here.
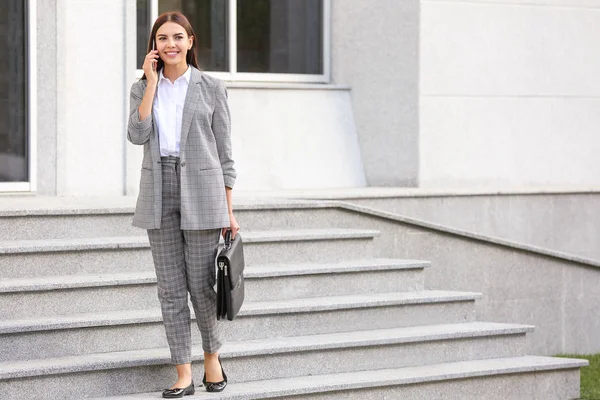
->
[177,373,193,381]
[174,363,193,381]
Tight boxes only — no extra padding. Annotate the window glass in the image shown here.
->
[237,0,323,74]
[136,0,150,69]
[0,0,28,182]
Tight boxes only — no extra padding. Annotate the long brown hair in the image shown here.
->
[140,11,200,80]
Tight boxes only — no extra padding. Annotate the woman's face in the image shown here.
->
[155,21,193,68]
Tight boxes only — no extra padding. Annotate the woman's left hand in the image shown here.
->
[222,213,240,239]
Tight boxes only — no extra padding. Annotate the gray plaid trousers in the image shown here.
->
[147,156,223,364]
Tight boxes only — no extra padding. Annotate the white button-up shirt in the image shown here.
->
[153,65,191,157]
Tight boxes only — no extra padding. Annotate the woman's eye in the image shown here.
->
[157,36,183,41]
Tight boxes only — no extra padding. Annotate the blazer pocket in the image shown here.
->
[193,168,226,192]
[198,166,221,172]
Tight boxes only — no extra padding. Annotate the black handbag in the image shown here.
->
[216,229,245,321]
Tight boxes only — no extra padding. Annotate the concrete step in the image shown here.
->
[0,200,348,240]
[0,290,480,361]
[95,356,587,400]
[0,259,429,318]
[0,209,138,241]
[0,229,379,279]
[0,322,535,399]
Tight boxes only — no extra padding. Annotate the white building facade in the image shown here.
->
[3,0,599,195]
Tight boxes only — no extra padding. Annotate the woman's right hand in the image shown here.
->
[143,50,159,84]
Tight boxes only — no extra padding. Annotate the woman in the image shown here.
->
[127,11,239,398]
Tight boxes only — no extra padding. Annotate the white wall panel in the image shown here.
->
[223,87,366,191]
[57,0,126,196]
[420,0,600,188]
[426,0,600,7]
[420,96,600,187]
[421,1,600,96]
[332,0,420,187]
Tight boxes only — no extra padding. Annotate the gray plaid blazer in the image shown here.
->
[127,67,236,230]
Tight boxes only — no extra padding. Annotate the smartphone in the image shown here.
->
[152,39,156,71]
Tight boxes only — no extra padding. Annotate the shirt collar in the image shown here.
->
[159,65,192,84]
[182,65,192,83]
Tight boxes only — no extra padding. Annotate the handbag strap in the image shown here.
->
[224,229,233,250]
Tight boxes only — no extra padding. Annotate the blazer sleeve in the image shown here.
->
[212,80,237,189]
[127,81,153,145]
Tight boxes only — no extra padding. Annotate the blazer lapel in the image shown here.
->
[179,67,202,154]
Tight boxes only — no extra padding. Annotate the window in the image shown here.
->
[0,0,29,184]
[136,0,330,82]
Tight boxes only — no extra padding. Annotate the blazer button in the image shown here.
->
[181,162,186,167]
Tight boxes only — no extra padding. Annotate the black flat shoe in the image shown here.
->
[203,356,228,393]
[162,380,195,398]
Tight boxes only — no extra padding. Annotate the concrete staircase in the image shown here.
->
[0,199,586,399]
